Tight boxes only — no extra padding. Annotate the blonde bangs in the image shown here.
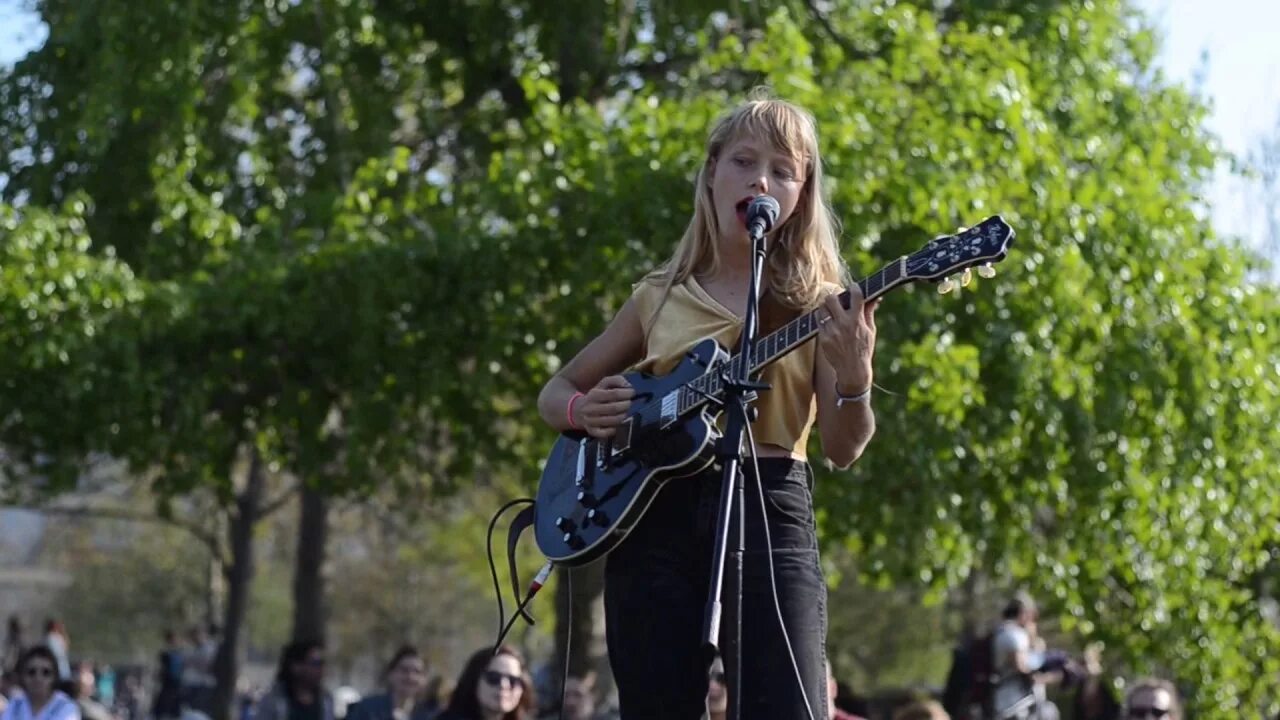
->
[717,100,817,173]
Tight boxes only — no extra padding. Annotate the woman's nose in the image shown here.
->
[751,173,769,194]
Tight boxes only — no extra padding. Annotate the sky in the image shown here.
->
[1137,0,1280,248]
[0,0,1277,247]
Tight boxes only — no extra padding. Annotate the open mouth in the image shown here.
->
[734,196,754,227]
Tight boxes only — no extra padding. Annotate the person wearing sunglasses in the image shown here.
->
[1122,679,1180,720]
[255,641,334,720]
[0,646,80,720]
[436,646,535,720]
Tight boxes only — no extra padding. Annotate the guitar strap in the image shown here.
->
[506,503,539,624]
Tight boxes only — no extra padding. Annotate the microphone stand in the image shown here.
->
[702,218,771,720]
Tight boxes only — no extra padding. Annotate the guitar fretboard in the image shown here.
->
[675,257,908,415]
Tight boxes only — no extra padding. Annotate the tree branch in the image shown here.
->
[34,504,226,564]
[802,0,874,62]
[259,482,300,518]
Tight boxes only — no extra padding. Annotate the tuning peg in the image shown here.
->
[960,268,972,287]
[937,277,956,294]
[978,263,996,278]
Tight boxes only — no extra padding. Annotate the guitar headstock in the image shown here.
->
[905,216,1015,293]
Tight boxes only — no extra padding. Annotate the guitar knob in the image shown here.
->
[576,490,597,508]
[978,263,996,278]
[937,277,956,294]
[960,268,972,287]
[586,508,610,526]
[563,533,585,550]
[555,516,575,532]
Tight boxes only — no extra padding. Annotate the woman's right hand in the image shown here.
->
[574,375,635,438]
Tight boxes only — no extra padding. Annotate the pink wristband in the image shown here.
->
[567,391,585,430]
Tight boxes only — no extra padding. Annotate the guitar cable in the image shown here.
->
[486,498,554,651]
[483,497,578,720]
[743,420,819,720]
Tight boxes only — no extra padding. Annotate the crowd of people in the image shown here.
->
[0,602,1193,720]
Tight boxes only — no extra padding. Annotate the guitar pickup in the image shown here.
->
[659,392,678,427]
[575,438,588,487]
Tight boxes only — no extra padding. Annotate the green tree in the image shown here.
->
[4,1,1280,717]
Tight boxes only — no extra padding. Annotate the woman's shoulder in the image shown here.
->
[629,270,669,295]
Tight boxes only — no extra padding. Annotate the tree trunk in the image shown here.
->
[211,449,265,720]
[291,485,330,644]
[206,553,225,630]
[550,561,610,709]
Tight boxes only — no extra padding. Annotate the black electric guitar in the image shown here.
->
[533,216,1015,566]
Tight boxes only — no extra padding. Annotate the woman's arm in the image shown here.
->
[814,286,879,468]
[537,297,646,438]
[814,354,876,469]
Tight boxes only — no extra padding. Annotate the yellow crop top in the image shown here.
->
[629,277,826,460]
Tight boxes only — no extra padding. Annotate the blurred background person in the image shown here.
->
[111,672,143,720]
[346,646,435,720]
[69,662,112,720]
[0,646,79,720]
[153,631,185,720]
[182,626,218,716]
[1121,679,1180,720]
[0,670,18,714]
[436,646,534,720]
[2,619,23,675]
[255,641,334,720]
[42,624,70,685]
[1070,645,1118,720]
[538,671,610,720]
[992,593,1063,719]
[826,659,866,720]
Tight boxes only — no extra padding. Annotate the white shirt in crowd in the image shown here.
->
[991,621,1041,714]
[0,691,82,720]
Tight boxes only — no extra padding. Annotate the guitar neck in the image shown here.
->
[675,256,911,416]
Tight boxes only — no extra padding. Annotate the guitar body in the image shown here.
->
[533,338,729,566]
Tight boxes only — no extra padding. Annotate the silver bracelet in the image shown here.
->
[835,382,871,407]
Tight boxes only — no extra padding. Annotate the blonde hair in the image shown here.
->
[645,89,848,329]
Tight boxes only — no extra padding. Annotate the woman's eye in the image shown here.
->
[733,157,752,167]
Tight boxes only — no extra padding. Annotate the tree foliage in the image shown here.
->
[2,0,1279,715]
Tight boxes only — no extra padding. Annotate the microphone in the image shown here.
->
[745,195,781,239]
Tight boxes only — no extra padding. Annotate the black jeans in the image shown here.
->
[604,458,828,720]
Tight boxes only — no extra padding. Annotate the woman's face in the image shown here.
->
[388,655,426,699]
[709,132,805,248]
[22,657,57,700]
[475,654,524,716]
